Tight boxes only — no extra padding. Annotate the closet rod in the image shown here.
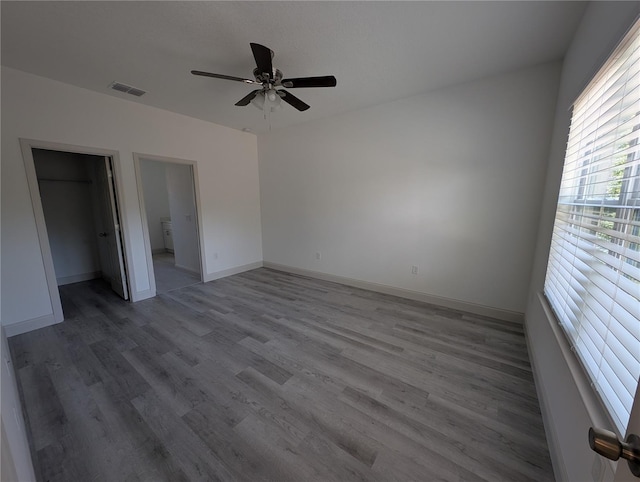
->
[38,178,92,184]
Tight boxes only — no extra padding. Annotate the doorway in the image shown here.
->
[20,139,131,323]
[135,155,203,294]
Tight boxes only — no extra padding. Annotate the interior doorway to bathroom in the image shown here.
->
[136,156,203,294]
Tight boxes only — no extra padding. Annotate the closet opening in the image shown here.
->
[21,140,131,323]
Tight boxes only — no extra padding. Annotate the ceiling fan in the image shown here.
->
[192,43,337,112]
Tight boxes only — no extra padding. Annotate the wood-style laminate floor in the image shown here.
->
[152,252,201,294]
[9,268,554,482]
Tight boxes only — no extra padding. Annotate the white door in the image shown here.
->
[95,157,129,300]
[614,379,640,481]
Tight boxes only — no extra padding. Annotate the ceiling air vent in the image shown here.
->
[109,81,146,97]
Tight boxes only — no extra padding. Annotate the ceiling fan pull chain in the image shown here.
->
[264,96,271,130]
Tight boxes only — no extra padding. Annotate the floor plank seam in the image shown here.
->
[10,269,554,482]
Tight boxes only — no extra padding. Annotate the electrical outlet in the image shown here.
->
[213,252,218,260]
[185,214,192,221]
[411,265,418,275]
[316,252,321,260]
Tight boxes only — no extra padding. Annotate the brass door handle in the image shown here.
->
[589,427,640,477]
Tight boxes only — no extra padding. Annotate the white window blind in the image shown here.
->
[544,19,640,435]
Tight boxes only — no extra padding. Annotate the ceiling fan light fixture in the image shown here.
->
[267,89,282,110]
[251,90,282,112]
[250,91,265,110]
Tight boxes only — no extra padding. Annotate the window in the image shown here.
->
[544,19,640,435]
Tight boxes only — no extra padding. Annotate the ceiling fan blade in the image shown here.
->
[280,91,310,111]
[281,76,337,88]
[235,90,261,106]
[250,43,274,80]
[191,70,260,85]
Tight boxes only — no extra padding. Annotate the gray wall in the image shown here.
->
[524,3,640,482]
[139,159,171,253]
[259,61,561,317]
[33,150,102,285]
[166,163,200,274]
[139,158,201,273]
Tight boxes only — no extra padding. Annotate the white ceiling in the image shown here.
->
[1,1,587,133]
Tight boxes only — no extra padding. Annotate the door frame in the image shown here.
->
[132,152,205,296]
[19,138,134,321]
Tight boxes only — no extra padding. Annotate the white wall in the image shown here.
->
[166,163,200,273]
[0,328,36,482]
[1,67,262,330]
[259,62,561,317]
[139,159,170,252]
[525,3,640,482]
[33,150,102,285]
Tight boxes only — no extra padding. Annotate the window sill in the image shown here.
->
[532,291,619,478]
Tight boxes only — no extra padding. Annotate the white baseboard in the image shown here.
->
[4,313,60,337]
[204,261,263,282]
[56,271,101,286]
[174,263,200,276]
[151,248,166,255]
[263,262,524,324]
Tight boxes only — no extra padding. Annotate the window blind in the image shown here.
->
[544,19,640,435]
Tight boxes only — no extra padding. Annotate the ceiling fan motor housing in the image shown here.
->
[253,68,283,86]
